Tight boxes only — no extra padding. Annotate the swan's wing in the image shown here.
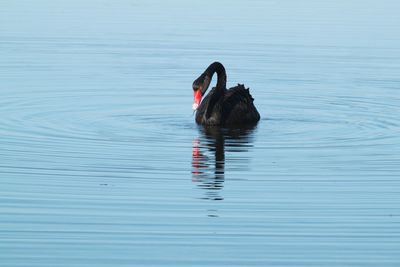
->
[222,84,260,125]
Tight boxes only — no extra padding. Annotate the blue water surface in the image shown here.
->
[1,0,400,266]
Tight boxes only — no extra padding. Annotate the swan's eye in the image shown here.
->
[193,84,202,91]
[193,73,206,91]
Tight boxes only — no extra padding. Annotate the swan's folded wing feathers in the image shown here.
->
[222,84,258,125]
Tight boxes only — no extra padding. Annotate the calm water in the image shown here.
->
[1,1,400,266]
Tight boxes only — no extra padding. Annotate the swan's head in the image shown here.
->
[192,73,211,110]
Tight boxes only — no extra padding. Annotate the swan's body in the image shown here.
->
[192,62,260,126]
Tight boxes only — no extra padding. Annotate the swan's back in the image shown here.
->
[222,84,260,126]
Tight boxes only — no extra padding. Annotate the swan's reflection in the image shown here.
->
[192,126,256,201]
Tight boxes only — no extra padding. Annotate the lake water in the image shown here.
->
[1,1,400,266]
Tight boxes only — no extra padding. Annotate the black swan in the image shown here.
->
[192,62,260,126]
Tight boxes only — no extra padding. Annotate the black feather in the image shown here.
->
[193,62,260,127]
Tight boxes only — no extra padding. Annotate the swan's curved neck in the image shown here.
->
[202,62,226,120]
[205,62,226,90]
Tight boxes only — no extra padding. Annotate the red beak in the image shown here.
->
[192,90,202,110]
